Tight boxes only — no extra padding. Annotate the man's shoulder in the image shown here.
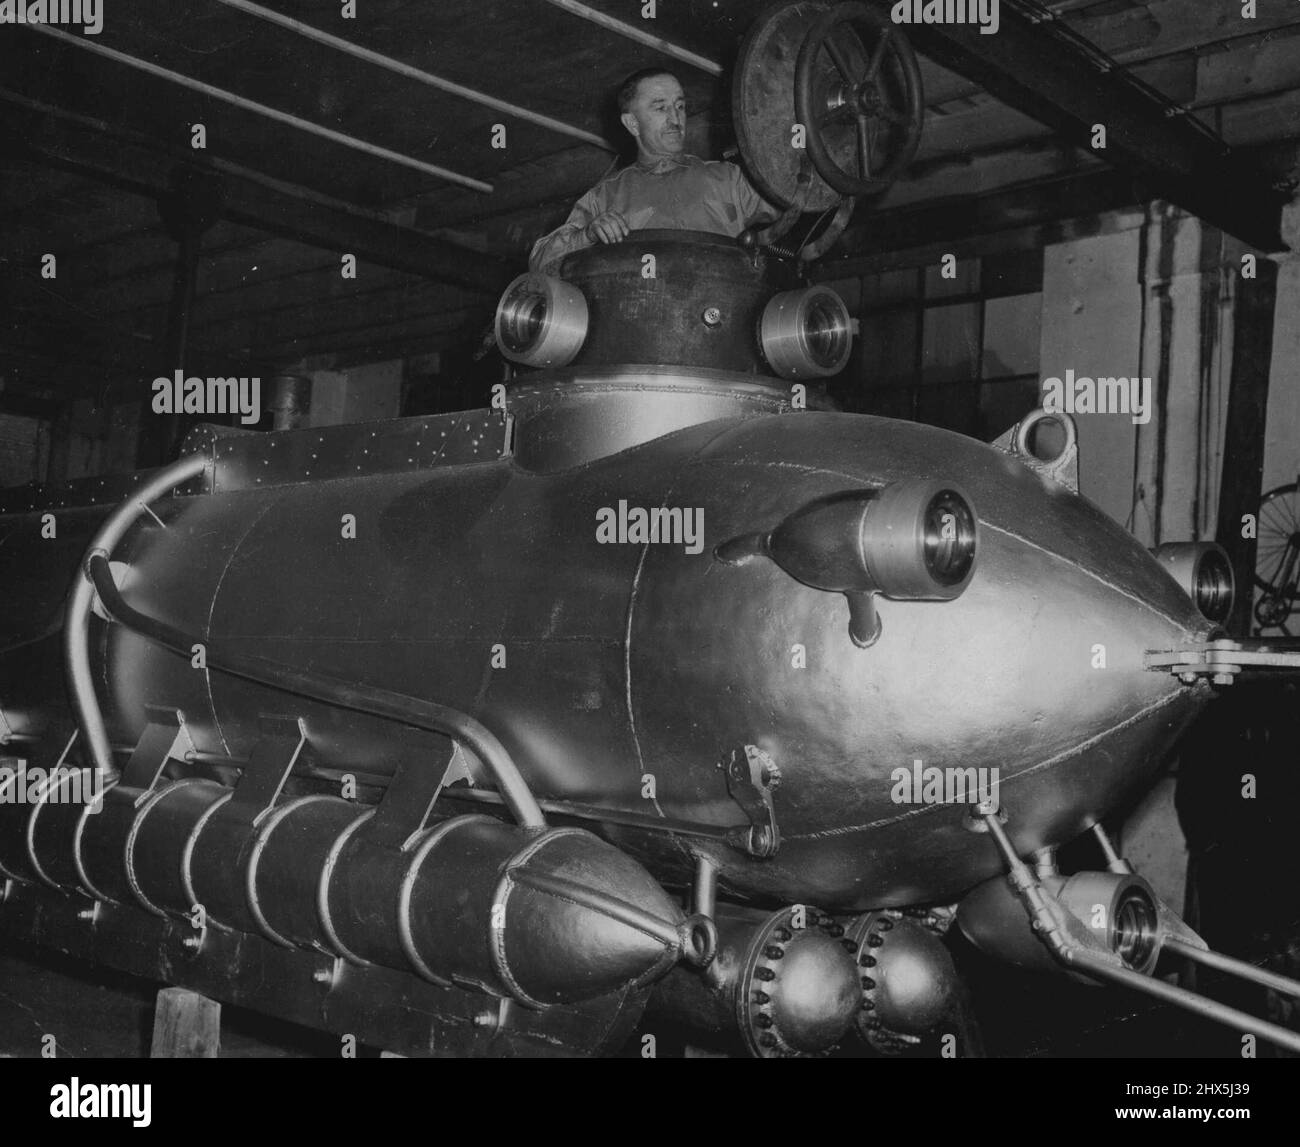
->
[681,155,743,177]
[602,155,740,178]
[588,163,649,194]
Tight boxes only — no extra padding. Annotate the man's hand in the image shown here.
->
[585,210,630,245]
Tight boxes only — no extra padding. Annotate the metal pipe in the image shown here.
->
[1164,938,1300,1001]
[442,785,738,842]
[65,453,209,784]
[1090,822,1133,874]
[1068,948,1300,1055]
[86,554,545,829]
[217,0,616,152]
[977,804,1300,1051]
[694,855,717,920]
[540,0,723,76]
[25,24,493,194]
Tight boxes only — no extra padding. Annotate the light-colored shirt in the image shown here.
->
[528,154,772,274]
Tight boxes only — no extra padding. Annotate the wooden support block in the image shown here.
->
[150,987,221,1058]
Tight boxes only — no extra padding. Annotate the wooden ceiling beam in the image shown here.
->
[0,92,513,295]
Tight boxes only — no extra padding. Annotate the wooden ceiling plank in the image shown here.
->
[0,96,512,294]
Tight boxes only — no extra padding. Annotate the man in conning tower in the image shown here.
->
[529,68,774,275]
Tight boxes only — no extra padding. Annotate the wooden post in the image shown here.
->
[1215,257,1278,636]
[150,987,221,1058]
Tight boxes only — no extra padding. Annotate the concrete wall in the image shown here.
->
[1039,203,1274,546]
[1039,221,1144,523]
[1041,202,1298,911]
[1262,254,1300,494]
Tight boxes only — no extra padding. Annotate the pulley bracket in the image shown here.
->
[1145,637,1300,684]
[224,716,308,827]
[720,745,782,858]
[121,707,195,802]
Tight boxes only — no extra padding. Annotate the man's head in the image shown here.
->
[618,69,686,162]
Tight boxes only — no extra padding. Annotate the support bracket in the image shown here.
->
[720,745,781,858]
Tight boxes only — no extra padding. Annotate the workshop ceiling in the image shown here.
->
[1,0,1299,403]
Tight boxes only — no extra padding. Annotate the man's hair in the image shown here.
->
[617,67,679,114]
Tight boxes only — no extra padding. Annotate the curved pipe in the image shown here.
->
[67,453,546,829]
[65,453,209,784]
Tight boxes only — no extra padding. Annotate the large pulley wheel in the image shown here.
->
[733,1,924,260]
[794,2,924,197]
[735,2,852,213]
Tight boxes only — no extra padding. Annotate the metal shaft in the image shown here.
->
[25,23,493,193]
[1069,949,1300,1055]
[540,0,723,75]
[1165,937,1300,1001]
[217,0,615,151]
[1090,821,1133,874]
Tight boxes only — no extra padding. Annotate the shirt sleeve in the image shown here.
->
[731,164,779,228]
[528,181,611,275]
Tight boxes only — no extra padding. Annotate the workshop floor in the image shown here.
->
[0,938,344,1058]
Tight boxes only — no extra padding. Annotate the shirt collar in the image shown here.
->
[634,153,692,175]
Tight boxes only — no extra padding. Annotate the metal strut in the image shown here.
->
[1146,637,1300,684]
[972,797,1300,1054]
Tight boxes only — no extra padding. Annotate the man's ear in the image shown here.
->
[620,111,639,138]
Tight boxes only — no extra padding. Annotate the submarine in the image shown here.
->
[1,1,1299,1059]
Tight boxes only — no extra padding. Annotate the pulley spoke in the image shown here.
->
[864,27,892,81]
[824,35,862,87]
[857,115,872,180]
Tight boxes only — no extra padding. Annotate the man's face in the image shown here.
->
[621,75,686,160]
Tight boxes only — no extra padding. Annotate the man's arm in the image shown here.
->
[529,182,614,274]
[730,164,778,229]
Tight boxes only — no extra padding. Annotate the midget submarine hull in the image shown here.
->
[0,388,1213,911]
